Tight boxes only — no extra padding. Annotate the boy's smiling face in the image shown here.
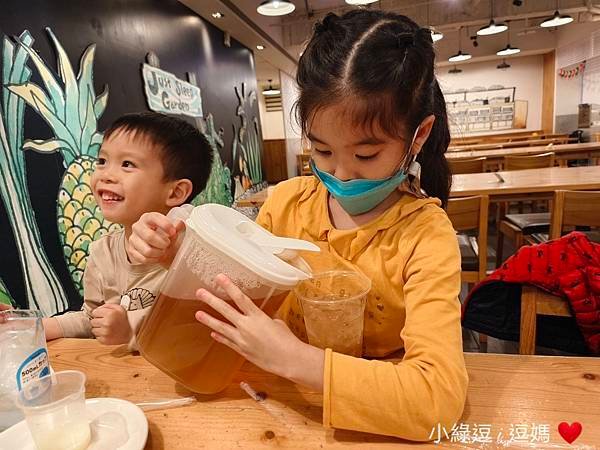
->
[91,130,179,229]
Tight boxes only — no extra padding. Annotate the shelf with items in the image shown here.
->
[578,104,600,128]
[445,86,518,135]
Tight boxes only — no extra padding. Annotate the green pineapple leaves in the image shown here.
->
[7,27,108,166]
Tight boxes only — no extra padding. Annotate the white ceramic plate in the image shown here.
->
[0,397,148,450]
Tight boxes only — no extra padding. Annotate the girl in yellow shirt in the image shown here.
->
[130,9,467,441]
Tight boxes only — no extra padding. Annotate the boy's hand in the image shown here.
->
[0,303,12,311]
[127,212,185,268]
[90,304,132,345]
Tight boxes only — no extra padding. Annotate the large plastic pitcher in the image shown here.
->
[137,203,319,394]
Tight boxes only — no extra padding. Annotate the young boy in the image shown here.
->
[43,112,213,346]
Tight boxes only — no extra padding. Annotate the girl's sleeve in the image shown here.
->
[322,212,468,440]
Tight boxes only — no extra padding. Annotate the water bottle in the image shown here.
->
[0,310,50,431]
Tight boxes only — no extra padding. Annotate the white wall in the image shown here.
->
[556,21,600,49]
[554,23,600,132]
[257,92,285,140]
[556,66,585,116]
[280,70,302,178]
[437,54,544,135]
[583,56,600,105]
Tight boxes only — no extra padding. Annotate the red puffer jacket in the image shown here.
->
[462,232,600,354]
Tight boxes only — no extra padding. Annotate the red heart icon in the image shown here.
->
[558,422,582,444]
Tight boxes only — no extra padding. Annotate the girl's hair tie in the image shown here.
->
[396,32,415,49]
[315,13,338,35]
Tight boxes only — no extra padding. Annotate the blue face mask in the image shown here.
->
[310,129,422,216]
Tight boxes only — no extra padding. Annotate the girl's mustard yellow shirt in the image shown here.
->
[256,176,468,441]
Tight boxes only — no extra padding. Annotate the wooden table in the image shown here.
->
[448,137,575,152]
[451,166,600,201]
[48,339,600,448]
[235,189,270,208]
[446,142,600,167]
[450,129,545,146]
[237,166,600,208]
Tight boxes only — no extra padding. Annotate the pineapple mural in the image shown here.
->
[231,83,263,190]
[1,30,69,315]
[9,28,119,297]
[192,113,233,207]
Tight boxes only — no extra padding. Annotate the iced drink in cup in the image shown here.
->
[16,370,90,450]
[295,271,371,357]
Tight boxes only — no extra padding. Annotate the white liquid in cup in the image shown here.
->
[30,418,91,450]
[17,370,90,450]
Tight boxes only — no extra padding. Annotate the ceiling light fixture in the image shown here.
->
[478,19,508,36]
[497,59,511,69]
[449,27,472,62]
[262,79,280,96]
[477,0,508,36]
[497,44,520,56]
[540,5,574,28]
[431,30,444,42]
[496,23,521,56]
[448,65,463,74]
[257,0,296,17]
[211,12,224,19]
[256,45,265,50]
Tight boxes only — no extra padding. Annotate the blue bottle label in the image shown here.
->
[15,348,49,391]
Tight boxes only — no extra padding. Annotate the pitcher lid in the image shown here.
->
[186,204,319,287]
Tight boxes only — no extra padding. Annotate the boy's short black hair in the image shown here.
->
[103,112,213,201]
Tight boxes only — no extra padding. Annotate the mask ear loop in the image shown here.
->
[400,127,428,198]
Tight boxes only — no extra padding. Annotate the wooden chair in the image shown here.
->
[519,286,571,355]
[447,195,490,285]
[527,190,600,244]
[518,190,600,354]
[447,195,490,350]
[496,211,551,267]
[503,151,555,171]
[448,157,487,174]
[496,152,557,264]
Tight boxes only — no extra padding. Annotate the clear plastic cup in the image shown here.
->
[295,270,371,357]
[16,370,90,450]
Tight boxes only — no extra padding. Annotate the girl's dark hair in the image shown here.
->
[104,112,213,201]
[296,10,452,206]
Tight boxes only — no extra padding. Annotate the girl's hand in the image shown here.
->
[128,212,185,268]
[195,274,325,391]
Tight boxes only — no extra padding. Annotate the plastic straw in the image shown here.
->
[136,396,196,412]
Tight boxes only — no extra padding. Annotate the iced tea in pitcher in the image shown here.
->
[137,291,286,394]
[136,204,318,394]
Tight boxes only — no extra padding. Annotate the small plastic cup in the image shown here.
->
[295,270,371,357]
[16,370,90,450]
